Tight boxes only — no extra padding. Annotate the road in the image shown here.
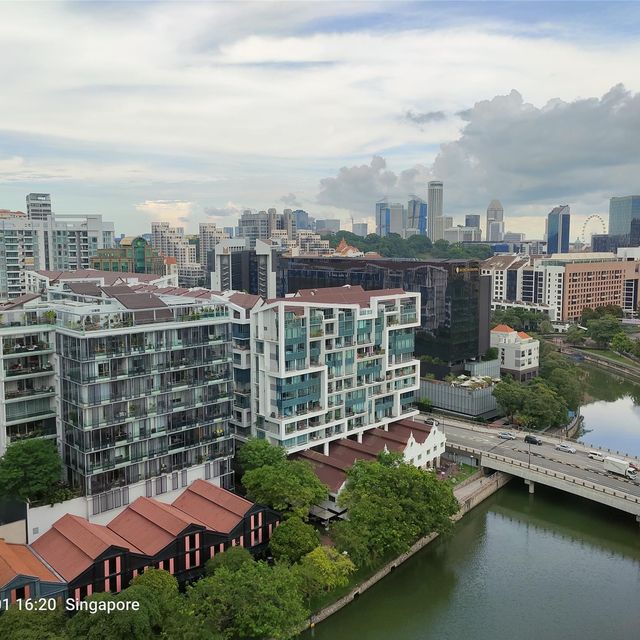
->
[416,415,640,499]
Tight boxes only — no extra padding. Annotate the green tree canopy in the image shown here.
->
[269,516,320,564]
[611,332,633,354]
[205,545,254,576]
[0,605,67,640]
[331,459,458,568]
[0,439,62,503]
[587,314,620,348]
[294,545,356,600]
[565,325,586,346]
[237,439,286,472]
[184,562,308,640]
[242,459,328,519]
[517,379,569,428]
[492,377,528,421]
[129,568,180,631]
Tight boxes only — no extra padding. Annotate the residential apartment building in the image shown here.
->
[0,214,115,301]
[51,287,235,517]
[237,209,296,248]
[151,222,203,287]
[482,252,640,321]
[0,298,57,456]
[490,324,539,381]
[199,223,229,269]
[26,193,52,221]
[251,286,420,454]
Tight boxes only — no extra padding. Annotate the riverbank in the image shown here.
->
[303,471,512,633]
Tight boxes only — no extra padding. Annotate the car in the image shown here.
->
[524,435,543,445]
[498,432,516,440]
[556,443,576,454]
[587,450,605,462]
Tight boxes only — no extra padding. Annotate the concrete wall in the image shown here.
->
[0,519,26,544]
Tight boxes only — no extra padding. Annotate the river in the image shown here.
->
[303,365,640,640]
[579,363,640,457]
[304,484,640,640]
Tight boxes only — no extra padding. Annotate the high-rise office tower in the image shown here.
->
[427,181,443,240]
[352,222,368,237]
[465,214,481,231]
[407,197,427,236]
[26,193,52,220]
[486,200,504,242]
[375,201,405,237]
[546,205,571,254]
[609,196,640,236]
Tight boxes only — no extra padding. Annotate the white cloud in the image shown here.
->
[135,200,195,227]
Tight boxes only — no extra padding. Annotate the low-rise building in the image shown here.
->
[490,324,539,381]
[90,236,167,276]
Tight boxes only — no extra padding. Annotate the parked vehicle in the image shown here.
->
[498,432,516,440]
[524,435,543,445]
[603,456,637,479]
[587,450,605,462]
[555,443,576,454]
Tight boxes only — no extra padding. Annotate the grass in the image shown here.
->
[578,347,638,367]
[445,463,477,487]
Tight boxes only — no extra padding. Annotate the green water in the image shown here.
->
[579,364,640,457]
[304,483,640,640]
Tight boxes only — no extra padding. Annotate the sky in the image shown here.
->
[1,1,639,240]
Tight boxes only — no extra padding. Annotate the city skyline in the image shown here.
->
[1,2,639,239]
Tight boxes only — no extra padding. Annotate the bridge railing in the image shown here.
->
[451,444,640,506]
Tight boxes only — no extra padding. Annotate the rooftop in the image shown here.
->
[0,539,62,587]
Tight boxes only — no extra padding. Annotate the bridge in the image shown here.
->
[417,417,640,523]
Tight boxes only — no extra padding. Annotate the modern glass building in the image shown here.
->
[277,256,490,365]
[546,205,571,254]
[251,287,420,453]
[609,196,640,236]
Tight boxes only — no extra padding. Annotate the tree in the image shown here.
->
[237,439,286,472]
[517,380,568,429]
[538,320,555,334]
[611,332,633,354]
[492,377,528,421]
[543,367,582,412]
[242,459,328,519]
[0,605,67,640]
[294,546,356,600]
[205,545,254,576]
[587,314,620,348]
[565,325,586,346]
[331,459,458,568]
[0,439,62,503]
[129,568,180,632]
[65,592,154,640]
[484,347,499,360]
[270,516,320,564]
[184,562,308,640]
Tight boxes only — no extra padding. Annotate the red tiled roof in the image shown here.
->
[517,331,532,340]
[172,479,253,534]
[0,539,62,587]
[107,497,203,556]
[228,292,262,310]
[294,450,351,493]
[491,324,514,333]
[292,285,407,308]
[32,514,141,582]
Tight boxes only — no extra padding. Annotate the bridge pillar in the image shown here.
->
[524,479,535,494]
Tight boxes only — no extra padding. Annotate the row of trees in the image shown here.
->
[493,342,583,429]
[491,308,552,333]
[325,231,493,261]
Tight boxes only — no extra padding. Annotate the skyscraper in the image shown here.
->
[26,193,52,220]
[609,196,640,236]
[465,214,481,230]
[407,197,428,236]
[427,181,443,240]
[546,205,571,254]
[486,200,504,242]
[375,200,405,237]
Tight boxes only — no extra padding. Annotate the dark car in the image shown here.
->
[524,435,543,445]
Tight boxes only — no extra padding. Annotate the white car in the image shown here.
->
[498,432,516,440]
[556,443,576,454]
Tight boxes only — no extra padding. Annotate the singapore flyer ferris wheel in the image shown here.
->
[581,214,607,245]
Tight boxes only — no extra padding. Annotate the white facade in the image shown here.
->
[26,193,52,221]
[251,287,421,454]
[0,214,115,301]
[490,325,539,380]
[199,223,229,268]
[444,226,482,243]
